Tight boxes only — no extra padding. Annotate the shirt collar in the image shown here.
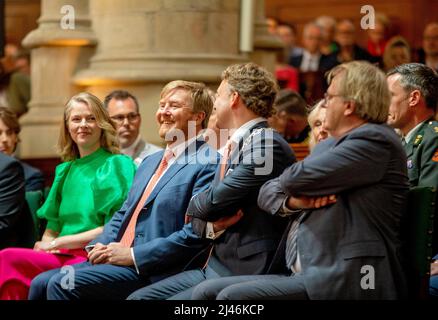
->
[229,117,266,144]
[405,121,425,144]
[166,134,201,161]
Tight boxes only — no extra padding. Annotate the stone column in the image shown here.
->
[20,0,96,158]
[75,0,245,146]
[250,0,283,73]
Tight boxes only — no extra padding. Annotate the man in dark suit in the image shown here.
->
[29,80,218,300]
[188,61,409,300]
[0,152,27,249]
[126,62,294,300]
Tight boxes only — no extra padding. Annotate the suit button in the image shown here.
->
[136,233,143,238]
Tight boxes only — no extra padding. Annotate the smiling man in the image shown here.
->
[29,81,218,300]
[104,90,162,166]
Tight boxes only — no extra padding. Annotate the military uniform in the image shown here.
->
[404,117,438,188]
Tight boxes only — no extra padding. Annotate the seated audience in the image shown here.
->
[187,61,409,300]
[0,92,136,299]
[29,81,218,300]
[123,63,294,301]
[0,107,44,191]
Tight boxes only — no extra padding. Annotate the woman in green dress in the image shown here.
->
[0,92,136,300]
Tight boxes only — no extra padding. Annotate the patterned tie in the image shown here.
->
[285,211,308,272]
[219,140,234,180]
[119,149,174,247]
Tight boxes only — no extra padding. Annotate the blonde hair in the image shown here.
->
[160,80,213,129]
[222,63,278,118]
[307,100,326,150]
[383,36,411,72]
[326,61,390,123]
[57,92,119,161]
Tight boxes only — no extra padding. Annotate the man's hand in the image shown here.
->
[287,195,337,210]
[90,242,134,266]
[88,243,108,264]
[213,210,244,233]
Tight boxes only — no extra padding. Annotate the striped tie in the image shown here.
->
[119,149,174,247]
[285,211,308,271]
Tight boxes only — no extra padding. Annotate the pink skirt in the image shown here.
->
[0,247,87,300]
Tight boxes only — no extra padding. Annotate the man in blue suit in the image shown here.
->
[126,63,295,300]
[28,80,218,300]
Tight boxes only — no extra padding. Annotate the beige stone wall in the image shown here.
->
[20,0,281,157]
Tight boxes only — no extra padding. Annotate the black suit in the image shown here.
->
[0,153,29,249]
[127,121,295,300]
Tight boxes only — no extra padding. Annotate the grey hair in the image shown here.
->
[387,63,438,112]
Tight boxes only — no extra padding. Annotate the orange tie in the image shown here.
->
[119,150,174,247]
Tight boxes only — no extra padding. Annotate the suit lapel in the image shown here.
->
[143,139,206,207]
[227,121,269,172]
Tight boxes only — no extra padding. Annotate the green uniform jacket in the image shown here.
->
[404,117,438,188]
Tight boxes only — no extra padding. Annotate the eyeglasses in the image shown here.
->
[323,92,344,105]
[110,113,140,124]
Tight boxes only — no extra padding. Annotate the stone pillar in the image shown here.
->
[20,0,96,158]
[76,0,245,146]
[250,0,283,73]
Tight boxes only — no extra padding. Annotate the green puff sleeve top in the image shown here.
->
[37,148,136,237]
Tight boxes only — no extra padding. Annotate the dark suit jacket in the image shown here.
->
[21,161,45,192]
[91,139,218,279]
[259,123,409,299]
[187,121,295,276]
[0,153,29,249]
[289,53,332,73]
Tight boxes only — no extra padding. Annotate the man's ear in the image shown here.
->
[408,90,421,107]
[193,111,206,126]
[344,100,356,116]
[230,91,240,109]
